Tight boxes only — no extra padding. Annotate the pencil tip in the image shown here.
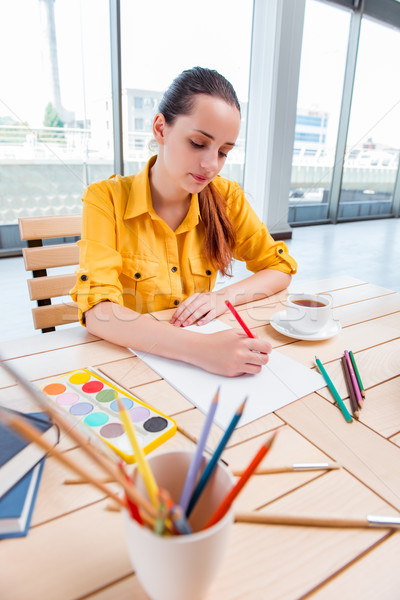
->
[213,387,220,403]
[238,397,248,412]
[266,429,278,447]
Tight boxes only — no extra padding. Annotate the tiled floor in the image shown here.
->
[1,218,399,343]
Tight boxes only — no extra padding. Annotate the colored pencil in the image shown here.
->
[204,430,278,529]
[232,462,341,476]
[117,398,159,507]
[170,505,193,535]
[176,424,229,465]
[186,397,247,518]
[118,461,144,525]
[225,300,255,338]
[179,387,220,513]
[349,350,366,400]
[0,358,157,520]
[235,512,400,530]
[225,301,297,398]
[64,476,116,484]
[315,356,353,423]
[341,355,360,419]
[344,350,363,409]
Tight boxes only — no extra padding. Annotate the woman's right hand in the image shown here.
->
[192,329,271,377]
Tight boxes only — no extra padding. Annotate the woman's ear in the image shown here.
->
[153,113,166,145]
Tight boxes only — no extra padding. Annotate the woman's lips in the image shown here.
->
[191,173,208,183]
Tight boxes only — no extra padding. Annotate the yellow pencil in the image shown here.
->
[117,398,159,507]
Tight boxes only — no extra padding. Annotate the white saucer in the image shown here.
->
[269,311,342,341]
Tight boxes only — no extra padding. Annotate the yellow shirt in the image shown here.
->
[70,156,297,323]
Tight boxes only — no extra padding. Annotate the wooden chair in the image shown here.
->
[18,215,81,333]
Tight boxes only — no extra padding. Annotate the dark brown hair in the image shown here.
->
[159,67,239,275]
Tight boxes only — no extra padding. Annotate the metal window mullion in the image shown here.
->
[392,157,400,218]
[328,2,363,223]
[109,0,124,175]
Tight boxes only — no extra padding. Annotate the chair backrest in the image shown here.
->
[18,215,81,333]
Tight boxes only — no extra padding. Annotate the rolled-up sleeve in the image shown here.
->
[226,181,297,275]
[70,183,125,324]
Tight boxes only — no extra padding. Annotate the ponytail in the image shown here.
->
[198,182,236,276]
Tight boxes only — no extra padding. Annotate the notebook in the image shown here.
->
[0,459,45,538]
[0,411,59,498]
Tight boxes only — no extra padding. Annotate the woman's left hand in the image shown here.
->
[170,292,227,327]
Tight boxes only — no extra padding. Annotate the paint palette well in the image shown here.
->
[39,368,176,463]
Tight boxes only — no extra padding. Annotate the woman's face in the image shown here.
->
[157,94,241,196]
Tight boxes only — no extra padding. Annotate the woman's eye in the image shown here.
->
[219,151,228,158]
[190,140,203,149]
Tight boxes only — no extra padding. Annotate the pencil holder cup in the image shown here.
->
[122,449,235,600]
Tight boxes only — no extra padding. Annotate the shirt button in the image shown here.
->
[174,300,180,306]
[80,274,88,281]
[206,270,212,276]
[134,272,141,279]
[278,248,283,254]
[171,266,178,272]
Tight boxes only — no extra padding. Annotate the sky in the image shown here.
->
[0,0,399,150]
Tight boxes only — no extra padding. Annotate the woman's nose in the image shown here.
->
[200,149,219,172]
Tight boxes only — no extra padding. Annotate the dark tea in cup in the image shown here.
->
[292,299,327,308]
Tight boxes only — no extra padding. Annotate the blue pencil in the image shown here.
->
[186,397,247,518]
[179,387,220,513]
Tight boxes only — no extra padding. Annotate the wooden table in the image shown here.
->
[1,276,400,600]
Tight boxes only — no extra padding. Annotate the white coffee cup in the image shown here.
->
[122,449,235,600]
[285,293,332,334]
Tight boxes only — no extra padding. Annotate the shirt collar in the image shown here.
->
[124,155,156,220]
[124,155,201,232]
[175,193,200,233]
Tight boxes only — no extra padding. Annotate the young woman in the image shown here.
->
[71,67,297,377]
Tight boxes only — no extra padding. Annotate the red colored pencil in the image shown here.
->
[203,430,278,529]
[225,300,255,338]
[118,462,144,525]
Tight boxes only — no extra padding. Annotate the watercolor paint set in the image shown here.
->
[38,368,176,462]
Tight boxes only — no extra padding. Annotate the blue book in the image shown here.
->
[0,410,58,499]
[0,459,45,539]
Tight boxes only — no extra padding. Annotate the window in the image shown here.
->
[0,0,112,240]
[288,0,350,225]
[120,0,253,182]
[338,16,400,219]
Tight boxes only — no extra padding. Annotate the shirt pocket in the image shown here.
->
[189,256,215,292]
[121,255,160,310]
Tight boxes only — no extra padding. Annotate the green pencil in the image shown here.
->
[349,350,366,400]
[315,356,353,423]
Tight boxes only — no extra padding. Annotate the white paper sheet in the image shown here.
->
[131,320,325,430]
